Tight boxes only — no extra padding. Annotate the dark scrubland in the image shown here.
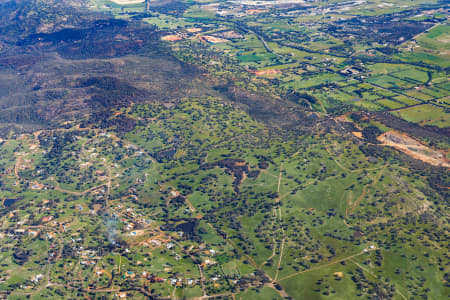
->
[0,0,312,138]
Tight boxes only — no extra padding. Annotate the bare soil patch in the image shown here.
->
[220,31,243,39]
[249,69,281,77]
[109,0,144,4]
[246,9,268,14]
[200,35,229,44]
[352,131,362,138]
[378,131,449,167]
[186,28,202,33]
[335,114,350,122]
[162,35,182,41]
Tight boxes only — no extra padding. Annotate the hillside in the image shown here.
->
[0,0,448,299]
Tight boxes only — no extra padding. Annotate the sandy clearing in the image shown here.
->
[255,69,281,76]
[335,114,350,122]
[352,131,362,138]
[109,0,144,4]
[186,28,202,33]
[378,131,449,168]
[162,35,182,41]
[247,9,268,14]
[200,35,229,44]
[249,69,281,77]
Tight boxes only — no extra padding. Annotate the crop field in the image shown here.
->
[396,51,450,67]
[284,73,346,90]
[393,95,421,105]
[391,68,429,84]
[368,75,415,90]
[416,24,450,50]
[377,99,406,110]
[392,104,449,127]
[367,63,412,74]
[404,90,434,101]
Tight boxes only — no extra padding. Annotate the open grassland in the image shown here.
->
[392,104,450,127]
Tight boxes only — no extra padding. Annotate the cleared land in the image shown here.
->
[109,0,144,4]
[378,131,449,167]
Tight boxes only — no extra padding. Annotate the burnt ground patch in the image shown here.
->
[0,1,202,136]
[215,84,309,127]
[147,0,190,17]
[161,218,200,241]
[0,0,312,138]
[0,0,98,45]
[79,76,149,108]
[17,18,157,60]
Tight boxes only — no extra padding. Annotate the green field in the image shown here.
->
[392,104,450,127]
[377,99,406,109]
